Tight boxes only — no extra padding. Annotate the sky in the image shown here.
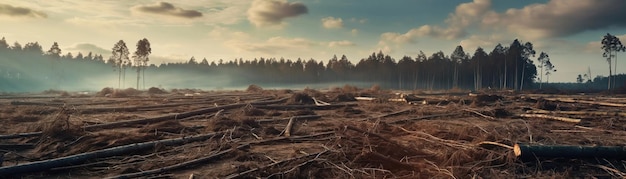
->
[0,0,625,83]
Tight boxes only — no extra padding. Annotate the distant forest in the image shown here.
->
[0,36,624,92]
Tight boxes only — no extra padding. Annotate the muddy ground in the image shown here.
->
[0,86,625,178]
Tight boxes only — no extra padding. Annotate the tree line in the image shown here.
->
[0,35,624,92]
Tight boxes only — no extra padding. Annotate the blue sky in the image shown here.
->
[1,0,625,82]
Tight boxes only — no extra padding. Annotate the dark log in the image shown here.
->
[256,115,321,124]
[0,132,42,140]
[514,143,626,160]
[0,131,225,176]
[0,143,35,150]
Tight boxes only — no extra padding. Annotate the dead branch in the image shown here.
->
[519,114,581,123]
[0,131,226,176]
[344,125,423,155]
[476,141,513,150]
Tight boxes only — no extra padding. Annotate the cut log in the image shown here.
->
[514,143,626,160]
[538,97,626,107]
[0,132,43,140]
[0,131,225,176]
[519,114,581,123]
[283,117,296,137]
[256,115,321,124]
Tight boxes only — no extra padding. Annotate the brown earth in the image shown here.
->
[0,88,625,178]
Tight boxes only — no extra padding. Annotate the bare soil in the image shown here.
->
[1,88,625,178]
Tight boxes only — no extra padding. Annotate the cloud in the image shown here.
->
[321,17,343,29]
[328,40,355,47]
[379,0,489,45]
[460,34,506,52]
[65,43,110,55]
[584,33,626,53]
[247,0,308,27]
[0,3,47,18]
[484,0,626,39]
[351,29,359,36]
[131,2,202,19]
[226,36,316,55]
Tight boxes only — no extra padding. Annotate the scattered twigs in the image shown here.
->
[344,125,422,155]
[388,112,460,124]
[0,131,226,176]
[256,115,321,124]
[463,108,495,120]
[360,151,416,171]
[254,103,357,110]
[513,143,626,160]
[361,108,413,121]
[224,149,330,179]
[107,132,335,179]
[518,114,581,123]
[312,97,331,106]
[83,98,286,130]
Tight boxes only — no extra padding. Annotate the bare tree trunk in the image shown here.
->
[136,67,140,89]
[608,57,612,90]
[520,63,525,91]
[515,56,519,91]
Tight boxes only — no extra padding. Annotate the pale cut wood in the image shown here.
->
[519,114,581,123]
[284,117,296,137]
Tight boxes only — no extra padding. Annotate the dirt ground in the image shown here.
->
[1,86,626,178]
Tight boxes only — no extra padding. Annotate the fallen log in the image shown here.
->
[519,114,581,123]
[283,117,296,137]
[11,100,123,106]
[253,103,357,110]
[539,97,626,107]
[526,109,626,117]
[514,143,626,160]
[0,143,35,150]
[0,132,42,140]
[0,131,226,176]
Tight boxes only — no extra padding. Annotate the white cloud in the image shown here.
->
[379,0,490,45]
[247,0,308,27]
[483,0,626,39]
[321,16,343,29]
[460,34,506,52]
[328,40,355,47]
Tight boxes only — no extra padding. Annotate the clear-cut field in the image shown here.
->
[1,88,625,178]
